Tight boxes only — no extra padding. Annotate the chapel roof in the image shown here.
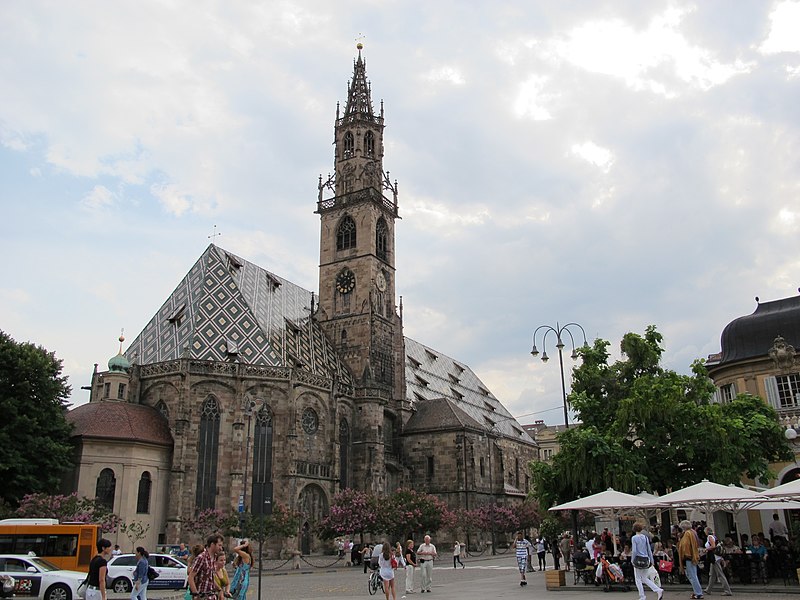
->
[404,338,536,445]
[716,294,800,365]
[67,401,173,446]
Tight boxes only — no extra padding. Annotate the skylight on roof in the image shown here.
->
[425,349,438,361]
[409,356,421,369]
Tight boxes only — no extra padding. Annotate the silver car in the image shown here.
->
[0,555,86,600]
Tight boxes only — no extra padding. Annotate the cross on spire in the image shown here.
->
[208,224,222,242]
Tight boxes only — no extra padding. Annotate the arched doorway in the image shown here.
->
[298,484,329,555]
[781,468,800,533]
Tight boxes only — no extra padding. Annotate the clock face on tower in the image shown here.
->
[336,269,356,294]
[375,271,387,292]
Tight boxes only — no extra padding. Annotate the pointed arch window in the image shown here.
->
[196,396,220,511]
[155,400,169,419]
[137,471,152,514]
[252,405,274,516]
[336,216,356,251]
[339,419,351,489]
[343,131,354,158]
[96,468,116,511]
[376,218,387,261]
[364,131,375,157]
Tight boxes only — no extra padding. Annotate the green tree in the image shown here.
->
[531,326,792,532]
[0,331,74,505]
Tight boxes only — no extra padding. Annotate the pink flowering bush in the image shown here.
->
[16,493,121,533]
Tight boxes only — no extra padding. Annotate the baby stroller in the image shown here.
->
[598,554,630,592]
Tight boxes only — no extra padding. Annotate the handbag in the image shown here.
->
[658,559,673,573]
[390,557,398,569]
[632,554,651,569]
[76,578,88,598]
[148,567,159,581]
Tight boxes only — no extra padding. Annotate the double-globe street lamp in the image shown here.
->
[530,322,588,427]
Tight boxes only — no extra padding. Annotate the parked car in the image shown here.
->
[106,554,187,592]
[0,555,86,600]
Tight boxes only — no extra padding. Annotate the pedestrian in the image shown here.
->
[558,534,572,571]
[551,537,561,571]
[631,522,663,600]
[213,553,230,600]
[403,539,417,595]
[188,534,224,598]
[230,539,252,600]
[86,538,113,600]
[452,541,464,568]
[112,545,122,556]
[536,537,547,571]
[678,520,703,599]
[417,535,438,593]
[704,527,732,596]
[378,542,396,600]
[176,543,190,562]
[769,513,789,542]
[514,532,533,587]
[131,547,150,600]
[362,545,372,574]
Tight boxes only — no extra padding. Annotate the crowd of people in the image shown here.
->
[558,515,795,598]
[75,515,792,600]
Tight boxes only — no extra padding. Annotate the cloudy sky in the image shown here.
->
[2,1,799,425]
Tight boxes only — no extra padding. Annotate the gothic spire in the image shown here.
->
[343,43,376,123]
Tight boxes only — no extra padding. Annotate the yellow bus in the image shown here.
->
[0,519,100,572]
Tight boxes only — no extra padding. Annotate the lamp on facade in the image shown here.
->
[530,322,588,427]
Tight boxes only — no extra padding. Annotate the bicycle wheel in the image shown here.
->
[368,573,378,595]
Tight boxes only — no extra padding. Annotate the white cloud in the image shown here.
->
[513,75,555,120]
[81,185,115,210]
[150,183,191,216]
[403,197,490,233]
[760,1,800,54]
[424,66,465,85]
[548,6,751,96]
[571,141,614,172]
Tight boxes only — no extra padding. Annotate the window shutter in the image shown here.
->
[764,376,780,410]
[712,389,721,404]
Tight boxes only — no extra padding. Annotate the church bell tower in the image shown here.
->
[315,44,405,492]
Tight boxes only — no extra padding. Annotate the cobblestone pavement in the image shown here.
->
[131,555,800,600]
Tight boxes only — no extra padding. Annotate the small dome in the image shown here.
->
[108,352,131,372]
[719,294,800,365]
[68,402,173,446]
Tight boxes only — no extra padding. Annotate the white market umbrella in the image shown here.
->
[761,478,800,500]
[549,488,650,513]
[649,479,767,515]
[550,488,651,556]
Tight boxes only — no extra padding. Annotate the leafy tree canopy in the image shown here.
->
[0,331,74,504]
[531,326,792,509]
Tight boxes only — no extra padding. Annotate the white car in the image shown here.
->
[0,555,86,600]
[106,554,187,592]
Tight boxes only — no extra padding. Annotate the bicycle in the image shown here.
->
[367,568,383,595]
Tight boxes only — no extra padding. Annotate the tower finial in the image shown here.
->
[118,328,125,351]
[355,33,365,55]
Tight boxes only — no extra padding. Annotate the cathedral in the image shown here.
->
[66,46,538,553]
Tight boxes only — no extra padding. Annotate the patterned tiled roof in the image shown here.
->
[68,401,173,446]
[124,244,354,385]
[404,338,535,445]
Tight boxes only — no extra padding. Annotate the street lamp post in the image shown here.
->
[530,322,588,427]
